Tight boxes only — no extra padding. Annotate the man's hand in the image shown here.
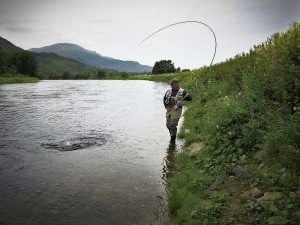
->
[166,106,172,112]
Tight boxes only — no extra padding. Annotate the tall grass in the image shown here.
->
[0,75,39,84]
[135,22,300,224]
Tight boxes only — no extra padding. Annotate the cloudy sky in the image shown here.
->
[0,0,299,70]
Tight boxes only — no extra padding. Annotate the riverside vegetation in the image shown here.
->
[0,75,39,84]
[140,22,300,224]
[0,38,39,84]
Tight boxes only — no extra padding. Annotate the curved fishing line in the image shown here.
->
[138,20,217,66]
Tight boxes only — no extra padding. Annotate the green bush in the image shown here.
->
[262,113,300,171]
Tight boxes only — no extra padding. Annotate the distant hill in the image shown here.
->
[32,52,100,76]
[0,36,103,76]
[29,43,152,73]
[0,36,25,51]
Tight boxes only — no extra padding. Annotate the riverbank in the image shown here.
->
[0,76,39,84]
[132,23,300,225]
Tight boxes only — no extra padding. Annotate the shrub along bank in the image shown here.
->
[0,74,39,84]
[147,22,300,224]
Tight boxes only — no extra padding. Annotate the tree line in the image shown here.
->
[0,46,189,80]
[0,48,38,77]
[44,60,190,79]
[45,69,130,80]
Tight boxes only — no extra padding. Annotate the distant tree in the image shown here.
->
[62,71,71,79]
[10,52,38,77]
[152,60,176,74]
[77,72,90,79]
[97,69,106,79]
[49,72,61,80]
[182,69,190,72]
[176,67,181,72]
[37,73,45,80]
[121,72,129,79]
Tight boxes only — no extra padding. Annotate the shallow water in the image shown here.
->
[0,80,183,225]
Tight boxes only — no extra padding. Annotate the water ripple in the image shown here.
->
[42,135,107,151]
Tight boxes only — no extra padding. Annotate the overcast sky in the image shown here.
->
[0,0,299,70]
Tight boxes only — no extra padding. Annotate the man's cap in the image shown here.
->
[170,78,179,84]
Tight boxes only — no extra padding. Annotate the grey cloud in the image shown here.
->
[0,21,46,34]
[5,26,37,33]
[232,0,299,33]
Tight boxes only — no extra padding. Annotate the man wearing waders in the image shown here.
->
[163,78,192,142]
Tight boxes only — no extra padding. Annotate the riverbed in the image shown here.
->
[0,80,183,225]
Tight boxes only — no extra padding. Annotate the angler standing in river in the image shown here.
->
[163,78,192,142]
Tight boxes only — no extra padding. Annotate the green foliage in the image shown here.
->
[0,38,38,78]
[10,51,38,76]
[167,154,217,224]
[0,50,38,77]
[0,74,39,84]
[97,69,106,79]
[128,74,152,80]
[152,60,176,74]
[262,113,300,171]
[0,42,38,84]
[147,22,300,224]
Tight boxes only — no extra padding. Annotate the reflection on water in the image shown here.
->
[0,80,184,225]
[163,142,179,181]
[157,141,183,224]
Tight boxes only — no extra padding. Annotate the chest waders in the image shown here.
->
[165,88,185,142]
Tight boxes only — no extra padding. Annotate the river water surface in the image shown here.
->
[0,80,183,225]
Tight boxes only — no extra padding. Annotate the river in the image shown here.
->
[0,80,183,225]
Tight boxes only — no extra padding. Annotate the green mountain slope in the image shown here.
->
[29,43,152,73]
[0,36,104,77]
[0,36,24,51]
[33,52,99,75]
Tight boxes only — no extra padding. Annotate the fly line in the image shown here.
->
[138,20,217,66]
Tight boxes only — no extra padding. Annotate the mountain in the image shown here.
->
[0,36,102,76]
[32,52,100,76]
[0,36,25,51]
[29,43,152,73]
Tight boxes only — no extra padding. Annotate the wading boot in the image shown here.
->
[170,135,176,143]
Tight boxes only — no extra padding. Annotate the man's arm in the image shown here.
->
[183,90,192,101]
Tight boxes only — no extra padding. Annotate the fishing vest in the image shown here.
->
[164,88,185,107]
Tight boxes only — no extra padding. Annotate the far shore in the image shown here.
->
[0,76,39,85]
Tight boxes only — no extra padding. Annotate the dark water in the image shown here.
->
[0,80,183,225]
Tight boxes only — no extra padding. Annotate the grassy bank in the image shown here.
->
[131,22,300,224]
[0,75,39,84]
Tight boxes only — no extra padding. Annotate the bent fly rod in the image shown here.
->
[138,20,217,66]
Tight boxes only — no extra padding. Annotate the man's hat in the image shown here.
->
[170,78,179,84]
